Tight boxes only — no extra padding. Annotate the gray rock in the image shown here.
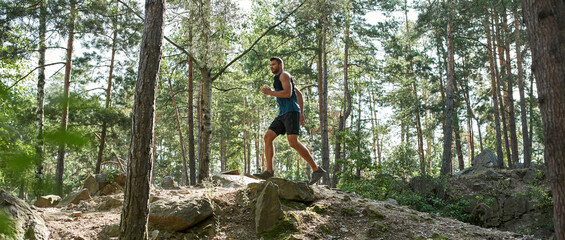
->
[211,174,261,188]
[267,178,315,202]
[97,196,123,211]
[472,148,505,169]
[502,195,529,222]
[34,195,61,208]
[160,176,179,189]
[0,190,50,240]
[148,196,213,231]
[59,188,91,206]
[83,171,126,196]
[97,224,120,240]
[255,182,284,234]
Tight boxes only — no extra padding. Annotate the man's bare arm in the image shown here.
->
[295,87,306,126]
[261,72,292,98]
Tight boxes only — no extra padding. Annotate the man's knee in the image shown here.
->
[264,132,276,143]
[287,136,300,149]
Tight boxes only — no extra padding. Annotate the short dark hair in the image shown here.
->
[270,57,283,65]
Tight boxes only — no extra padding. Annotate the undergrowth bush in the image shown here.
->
[338,175,471,222]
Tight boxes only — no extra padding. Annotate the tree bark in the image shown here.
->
[96,22,118,174]
[119,0,165,239]
[440,0,454,176]
[56,0,77,194]
[520,0,565,238]
[197,68,212,183]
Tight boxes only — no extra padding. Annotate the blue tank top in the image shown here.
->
[273,73,300,116]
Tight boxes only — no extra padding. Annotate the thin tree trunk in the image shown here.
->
[501,4,519,168]
[35,0,47,194]
[494,12,512,168]
[520,0,565,237]
[441,0,454,176]
[96,23,118,174]
[187,56,196,185]
[167,77,189,185]
[56,0,77,194]
[319,15,330,184]
[119,0,165,238]
[333,16,352,187]
[514,7,531,168]
[405,0,425,175]
[197,68,212,183]
[484,5,505,168]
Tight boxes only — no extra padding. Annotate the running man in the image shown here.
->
[253,57,326,185]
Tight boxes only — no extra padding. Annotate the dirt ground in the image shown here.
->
[39,180,538,240]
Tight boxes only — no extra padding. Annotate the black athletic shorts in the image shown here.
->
[268,111,300,136]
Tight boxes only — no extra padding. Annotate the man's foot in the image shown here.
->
[253,170,274,180]
[308,168,326,185]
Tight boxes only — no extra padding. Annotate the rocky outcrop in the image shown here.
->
[34,195,61,208]
[148,196,213,231]
[212,173,261,188]
[267,178,315,202]
[83,171,125,196]
[0,190,50,240]
[160,176,179,189]
[59,188,91,206]
[255,181,284,234]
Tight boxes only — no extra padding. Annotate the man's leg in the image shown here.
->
[264,130,278,173]
[287,134,318,172]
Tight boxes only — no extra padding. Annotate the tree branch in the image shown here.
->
[10,62,66,89]
[117,0,201,67]
[210,0,307,82]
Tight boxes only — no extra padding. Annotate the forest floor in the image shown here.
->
[37,178,538,240]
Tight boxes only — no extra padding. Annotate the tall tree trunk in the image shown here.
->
[197,68,212,183]
[167,77,189,185]
[463,79,476,162]
[56,0,77,194]
[484,5,505,168]
[501,4,519,168]
[514,7,531,168]
[494,12,512,168]
[35,0,47,194]
[370,89,381,166]
[453,109,464,171]
[333,17,352,187]
[96,22,118,174]
[520,0,565,238]
[119,0,165,238]
[319,15,330,184]
[440,0,455,176]
[405,0,425,175]
[187,36,196,185]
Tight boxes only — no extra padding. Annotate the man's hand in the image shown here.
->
[261,87,272,95]
[300,113,306,126]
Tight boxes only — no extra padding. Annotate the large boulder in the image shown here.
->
[267,178,315,202]
[148,196,213,231]
[255,182,284,234]
[0,190,50,240]
[160,176,179,189]
[33,195,61,208]
[59,188,91,206]
[472,148,505,169]
[211,174,261,188]
[83,171,126,196]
